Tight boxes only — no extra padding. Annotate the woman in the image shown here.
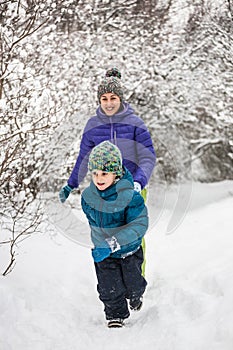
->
[59,68,156,276]
[59,67,156,201]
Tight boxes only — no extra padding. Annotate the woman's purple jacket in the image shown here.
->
[67,102,156,189]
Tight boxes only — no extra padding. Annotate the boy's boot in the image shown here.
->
[129,297,143,311]
[107,318,124,328]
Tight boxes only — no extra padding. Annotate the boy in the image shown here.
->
[81,141,148,328]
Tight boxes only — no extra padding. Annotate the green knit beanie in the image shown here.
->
[88,141,123,178]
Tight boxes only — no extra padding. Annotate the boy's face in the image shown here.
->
[100,93,121,116]
[92,170,116,191]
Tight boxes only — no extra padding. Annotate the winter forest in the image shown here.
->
[1,0,233,331]
[1,0,233,348]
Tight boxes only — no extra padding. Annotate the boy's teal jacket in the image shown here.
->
[81,167,148,262]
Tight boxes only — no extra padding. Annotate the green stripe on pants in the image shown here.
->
[140,188,147,277]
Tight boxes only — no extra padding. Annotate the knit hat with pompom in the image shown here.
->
[97,68,123,102]
[88,141,123,178]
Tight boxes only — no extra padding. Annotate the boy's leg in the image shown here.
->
[94,258,130,321]
[121,247,147,303]
[140,188,147,277]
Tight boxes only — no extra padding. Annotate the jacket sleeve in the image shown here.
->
[134,121,156,188]
[68,121,95,188]
[112,192,149,248]
[81,194,110,249]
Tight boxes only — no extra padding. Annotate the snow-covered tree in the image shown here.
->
[1,0,232,274]
[0,0,56,275]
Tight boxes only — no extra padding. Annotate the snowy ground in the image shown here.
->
[1,181,233,350]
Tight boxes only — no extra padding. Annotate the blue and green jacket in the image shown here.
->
[81,167,148,262]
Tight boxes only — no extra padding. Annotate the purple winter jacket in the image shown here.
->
[67,102,156,189]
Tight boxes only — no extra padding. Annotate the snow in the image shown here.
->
[1,181,233,350]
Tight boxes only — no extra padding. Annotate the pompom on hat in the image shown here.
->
[105,67,121,79]
[97,68,123,102]
[88,141,123,178]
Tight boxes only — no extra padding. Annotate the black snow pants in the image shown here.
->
[94,246,147,320]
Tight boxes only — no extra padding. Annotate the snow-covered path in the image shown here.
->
[1,181,233,350]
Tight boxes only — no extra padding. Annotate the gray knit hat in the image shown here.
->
[97,68,123,102]
[88,141,123,178]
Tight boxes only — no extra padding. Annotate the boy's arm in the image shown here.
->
[81,195,113,262]
[112,193,148,248]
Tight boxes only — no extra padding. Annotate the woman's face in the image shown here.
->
[100,93,121,116]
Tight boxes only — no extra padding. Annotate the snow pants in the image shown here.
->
[94,246,147,320]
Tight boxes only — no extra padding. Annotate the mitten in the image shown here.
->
[59,185,73,203]
[134,182,142,192]
[92,247,112,263]
[106,236,120,253]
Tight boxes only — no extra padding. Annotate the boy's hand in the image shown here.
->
[92,236,121,262]
[92,247,111,262]
[59,185,73,203]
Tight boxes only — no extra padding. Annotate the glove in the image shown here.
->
[106,236,120,253]
[59,185,73,203]
[92,236,120,262]
[134,182,142,192]
[92,247,112,262]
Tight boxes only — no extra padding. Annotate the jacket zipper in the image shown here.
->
[110,117,117,145]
